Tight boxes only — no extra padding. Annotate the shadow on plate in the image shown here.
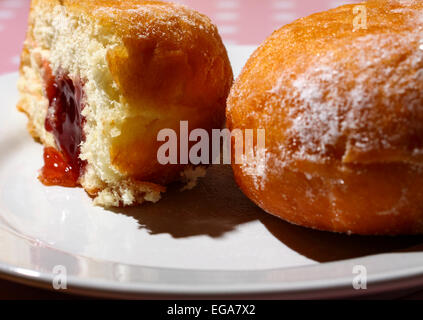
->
[113,165,423,263]
[112,165,263,238]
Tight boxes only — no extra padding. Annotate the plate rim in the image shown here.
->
[2,220,423,298]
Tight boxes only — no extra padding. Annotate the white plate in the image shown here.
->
[1,45,423,299]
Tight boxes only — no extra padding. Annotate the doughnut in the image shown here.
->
[17,0,233,207]
[227,0,423,235]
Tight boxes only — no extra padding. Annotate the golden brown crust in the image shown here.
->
[227,0,423,235]
[97,0,233,182]
[62,0,231,183]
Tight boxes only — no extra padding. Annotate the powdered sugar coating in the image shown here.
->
[227,0,423,235]
[90,1,217,41]
[240,146,268,190]
[257,1,423,167]
[277,30,423,164]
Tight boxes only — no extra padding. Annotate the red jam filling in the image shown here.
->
[39,64,86,187]
[39,147,80,187]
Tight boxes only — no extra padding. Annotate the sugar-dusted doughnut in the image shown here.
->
[227,0,423,235]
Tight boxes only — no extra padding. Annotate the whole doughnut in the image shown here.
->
[227,0,423,235]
